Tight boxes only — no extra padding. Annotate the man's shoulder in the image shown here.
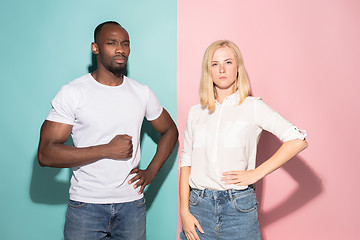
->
[66,73,92,88]
[57,74,92,94]
[124,76,149,89]
[124,76,157,99]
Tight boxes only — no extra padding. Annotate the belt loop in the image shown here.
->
[200,189,205,198]
[228,189,233,200]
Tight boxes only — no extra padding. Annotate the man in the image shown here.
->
[37,21,178,240]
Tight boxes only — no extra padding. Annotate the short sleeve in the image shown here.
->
[179,108,194,168]
[145,87,163,121]
[46,85,78,125]
[255,98,307,142]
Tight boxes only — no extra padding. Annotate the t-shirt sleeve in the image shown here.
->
[46,84,78,125]
[145,87,163,121]
[179,108,193,168]
[255,98,307,142]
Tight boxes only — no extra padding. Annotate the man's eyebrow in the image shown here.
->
[106,38,129,43]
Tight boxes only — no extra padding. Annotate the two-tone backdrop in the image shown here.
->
[1,0,359,239]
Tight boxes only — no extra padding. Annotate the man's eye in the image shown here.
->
[107,42,115,45]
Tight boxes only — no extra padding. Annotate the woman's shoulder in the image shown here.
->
[186,103,209,118]
[243,96,263,105]
[188,103,204,114]
[245,96,262,101]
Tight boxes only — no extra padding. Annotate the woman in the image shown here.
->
[179,40,308,240]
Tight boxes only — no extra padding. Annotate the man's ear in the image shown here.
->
[91,42,99,55]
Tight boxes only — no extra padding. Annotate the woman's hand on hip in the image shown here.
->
[222,169,261,186]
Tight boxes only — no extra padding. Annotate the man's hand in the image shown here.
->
[126,109,178,194]
[128,168,156,194]
[106,134,133,160]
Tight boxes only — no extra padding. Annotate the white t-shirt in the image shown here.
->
[47,73,163,203]
[179,93,306,191]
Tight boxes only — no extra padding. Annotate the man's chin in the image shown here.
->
[108,66,126,75]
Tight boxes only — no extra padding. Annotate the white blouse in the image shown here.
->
[179,93,307,190]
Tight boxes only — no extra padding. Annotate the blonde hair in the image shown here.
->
[199,40,250,111]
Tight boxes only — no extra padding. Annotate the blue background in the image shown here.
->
[0,0,177,239]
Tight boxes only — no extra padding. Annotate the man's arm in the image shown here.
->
[37,120,133,168]
[128,109,178,194]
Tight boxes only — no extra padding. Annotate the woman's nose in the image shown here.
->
[219,64,225,73]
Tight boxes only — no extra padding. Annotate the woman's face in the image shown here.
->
[211,46,238,93]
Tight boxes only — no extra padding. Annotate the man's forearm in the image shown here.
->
[147,124,178,173]
[38,142,109,168]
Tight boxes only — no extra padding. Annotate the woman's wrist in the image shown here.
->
[180,207,190,216]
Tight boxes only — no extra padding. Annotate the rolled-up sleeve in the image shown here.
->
[179,108,194,168]
[255,98,307,142]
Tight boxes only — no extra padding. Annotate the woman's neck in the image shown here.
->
[215,88,235,104]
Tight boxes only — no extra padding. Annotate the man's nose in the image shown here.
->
[115,44,124,54]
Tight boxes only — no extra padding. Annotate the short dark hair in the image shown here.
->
[94,21,122,43]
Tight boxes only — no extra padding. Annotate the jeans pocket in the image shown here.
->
[189,190,201,206]
[232,192,258,213]
[68,200,87,208]
[134,197,146,208]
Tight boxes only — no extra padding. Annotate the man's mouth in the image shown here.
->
[114,56,127,63]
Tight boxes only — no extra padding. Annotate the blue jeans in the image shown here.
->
[64,197,146,240]
[180,187,261,240]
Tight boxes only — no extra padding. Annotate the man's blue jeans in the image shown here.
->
[64,197,146,240]
[180,187,261,240]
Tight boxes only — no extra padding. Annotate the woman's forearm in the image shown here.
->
[255,139,308,180]
[179,166,191,215]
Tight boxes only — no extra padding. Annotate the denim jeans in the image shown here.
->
[64,197,146,240]
[180,187,261,240]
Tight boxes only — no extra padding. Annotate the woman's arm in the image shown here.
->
[222,139,308,186]
[179,166,204,240]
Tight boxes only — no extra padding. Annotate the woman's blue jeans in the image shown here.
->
[64,197,146,240]
[180,187,261,240]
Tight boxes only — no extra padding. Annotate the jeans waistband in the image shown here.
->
[190,185,255,199]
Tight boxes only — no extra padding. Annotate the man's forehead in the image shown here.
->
[98,24,129,40]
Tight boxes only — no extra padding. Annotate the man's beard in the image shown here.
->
[98,51,127,76]
[106,63,126,75]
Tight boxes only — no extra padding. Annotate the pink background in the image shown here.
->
[177,0,360,239]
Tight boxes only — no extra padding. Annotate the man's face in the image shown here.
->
[92,24,130,75]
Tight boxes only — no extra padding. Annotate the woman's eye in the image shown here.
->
[212,63,218,66]
[226,61,232,64]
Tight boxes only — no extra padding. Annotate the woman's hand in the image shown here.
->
[181,210,204,240]
[222,169,261,186]
[222,139,308,186]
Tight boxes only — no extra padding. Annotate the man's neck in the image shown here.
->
[91,69,124,86]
